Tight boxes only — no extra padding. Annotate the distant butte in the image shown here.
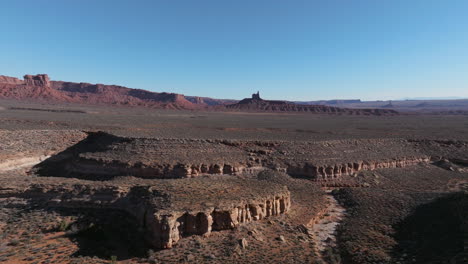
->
[224,91,399,115]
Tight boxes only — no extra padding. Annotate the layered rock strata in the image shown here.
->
[0,75,23,85]
[0,177,290,249]
[35,132,438,181]
[286,156,431,180]
[61,158,251,179]
[0,74,198,109]
[146,192,290,248]
[1,73,403,113]
[24,74,50,87]
[224,94,399,115]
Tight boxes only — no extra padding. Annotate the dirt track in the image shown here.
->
[311,191,346,255]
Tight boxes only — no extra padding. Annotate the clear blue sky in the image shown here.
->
[1,0,468,101]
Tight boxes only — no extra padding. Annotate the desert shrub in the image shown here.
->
[322,247,341,264]
[7,239,20,246]
[58,219,70,232]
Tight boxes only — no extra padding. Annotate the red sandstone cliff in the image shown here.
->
[0,74,399,115]
[0,74,72,101]
[50,80,198,109]
[0,74,199,109]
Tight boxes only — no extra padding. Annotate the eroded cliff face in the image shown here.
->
[146,193,291,248]
[225,97,399,115]
[0,178,290,249]
[51,81,197,109]
[0,74,72,100]
[59,156,431,182]
[286,156,431,180]
[0,73,404,113]
[24,74,50,87]
[34,133,440,182]
[0,73,200,109]
[60,158,254,179]
[0,75,23,85]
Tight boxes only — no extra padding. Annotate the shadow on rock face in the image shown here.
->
[392,192,468,264]
[32,131,129,180]
[63,209,151,260]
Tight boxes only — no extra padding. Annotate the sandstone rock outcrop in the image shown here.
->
[146,192,290,248]
[0,74,72,101]
[286,156,430,180]
[0,75,23,85]
[50,80,197,109]
[0,177,290,249]
[185,96,238,106]
[34,132,438,182]
[0,73,199,109]
[24,74,50,87]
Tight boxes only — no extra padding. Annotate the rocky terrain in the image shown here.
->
[0,130,87,173]
[1,100,468,263]
[32,132,440,183]
[334,166,468,264]
[1,176,290,250]
[0,129,324,264]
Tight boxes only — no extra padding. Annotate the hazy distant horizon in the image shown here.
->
[2,71,468,103]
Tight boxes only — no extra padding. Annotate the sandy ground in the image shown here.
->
[0,155,50,172]
[311,190,346,256]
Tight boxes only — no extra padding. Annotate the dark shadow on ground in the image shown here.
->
[392,192,468,264]
[57,208,151,260]
[32,131,130,180]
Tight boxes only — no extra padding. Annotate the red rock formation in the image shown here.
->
[0,73,398,113]
[50,80,198,109]
[224,94,399,115]
[0,73,199,109]
[24,74,50,87]
[0,74,72,101]
[0,75,23,85]
[192,96,205,105]
[185,96,238,106]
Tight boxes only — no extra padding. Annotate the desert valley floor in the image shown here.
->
[0,100,467,264]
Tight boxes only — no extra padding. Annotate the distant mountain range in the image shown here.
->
[226,93,397,115]
[1,73,467,115]
[0,74,400,115]
[400,97,468,100]
[292,99,362,105]
[0,74,232,110]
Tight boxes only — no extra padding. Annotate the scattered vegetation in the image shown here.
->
[58,219,70,232]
